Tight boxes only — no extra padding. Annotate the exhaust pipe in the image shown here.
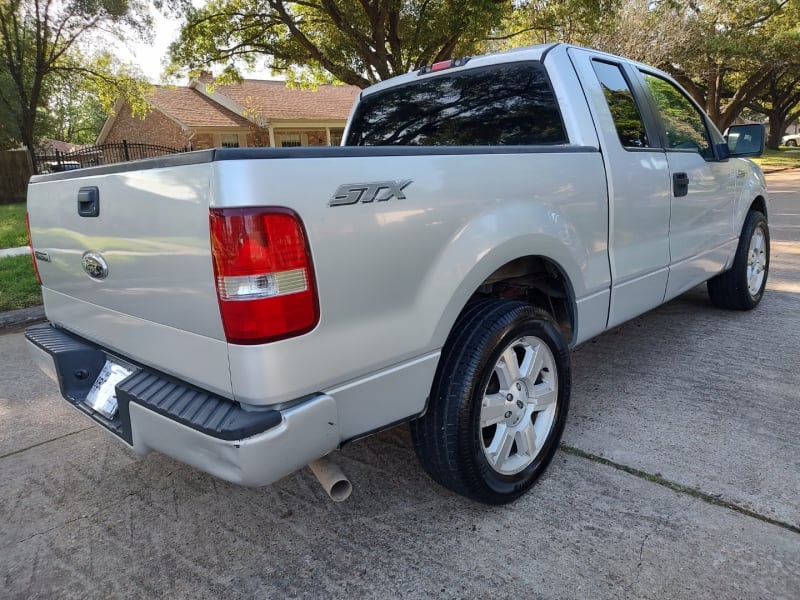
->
[308,456,352,502]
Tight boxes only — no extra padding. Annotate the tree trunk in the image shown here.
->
[20,116,36,172]
[767,114,784,150]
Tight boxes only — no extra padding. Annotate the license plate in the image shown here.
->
[84,360,133,419]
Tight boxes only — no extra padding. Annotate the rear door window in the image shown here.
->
[591,60,650,149]
[346,62,567,146]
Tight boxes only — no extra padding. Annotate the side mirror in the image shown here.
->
[724,123,765,158]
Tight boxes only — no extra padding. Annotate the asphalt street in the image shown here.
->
[1,171,798,599]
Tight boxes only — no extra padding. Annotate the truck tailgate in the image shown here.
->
[27,162,232,398]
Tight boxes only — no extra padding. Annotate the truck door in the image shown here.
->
[568,48,672,328]
[636,70,736,301]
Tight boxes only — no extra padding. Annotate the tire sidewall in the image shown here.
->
[740,212,770,306]
[465,310,570,501]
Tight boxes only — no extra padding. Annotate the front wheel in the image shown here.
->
[707,210,769,310]
[786,139,797,147]
[410,300,571,505]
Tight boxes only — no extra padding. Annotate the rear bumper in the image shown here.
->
[25,323,340,486]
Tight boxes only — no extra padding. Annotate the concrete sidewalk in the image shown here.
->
[0,246,29,258]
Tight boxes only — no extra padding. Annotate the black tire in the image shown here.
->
[410,299,571,505]
[787,139,797,147]
[707,210,769,310]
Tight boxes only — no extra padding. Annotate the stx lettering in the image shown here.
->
[329,180,412,206]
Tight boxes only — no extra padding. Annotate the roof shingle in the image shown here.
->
[213,80,360,121]
[150,87,252,128]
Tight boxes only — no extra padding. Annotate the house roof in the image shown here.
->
[211,80,360,121]
[97,79,361,144]
[150,87,252,128]
[36,138,87,154]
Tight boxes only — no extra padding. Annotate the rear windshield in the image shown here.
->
[346,62,567,146]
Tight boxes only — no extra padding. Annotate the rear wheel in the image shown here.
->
[707,210,769,310]
[410,300,570,504]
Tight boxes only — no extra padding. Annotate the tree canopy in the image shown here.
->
[0,0,153,152]
[169,0,508,88]
[169,0,800,134]
[4,0,800,153]
[587,0,800,131]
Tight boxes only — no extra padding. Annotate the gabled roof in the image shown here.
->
[36,138,87,153]
[97,78,361,144]
[150,87,252,128]
[208,80,360,121]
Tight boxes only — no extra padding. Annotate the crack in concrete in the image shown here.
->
[626,529,652,595]
[2,491,142,551]
[637,530,651,567]
[0,427,93,461]
[560,444,800,536]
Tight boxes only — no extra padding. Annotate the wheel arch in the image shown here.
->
[431,248,580,348]
[749,195,767,219]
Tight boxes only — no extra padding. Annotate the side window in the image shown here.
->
[591,60,649,148]
[642,72,712,158]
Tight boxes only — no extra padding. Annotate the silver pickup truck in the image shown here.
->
[25,44,769,505]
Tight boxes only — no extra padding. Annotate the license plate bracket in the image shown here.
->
[84,359,134,419]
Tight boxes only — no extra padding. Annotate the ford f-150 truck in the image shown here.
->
[25,44,769,505]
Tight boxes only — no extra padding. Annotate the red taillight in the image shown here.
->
[25,212,41,284]
[209,207,318,344]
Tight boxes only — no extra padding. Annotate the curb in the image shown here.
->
[761,166,800,174]
[0,305,45,331]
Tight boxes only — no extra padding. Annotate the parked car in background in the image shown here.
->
[41,160,80,173]
[781,133,800,146]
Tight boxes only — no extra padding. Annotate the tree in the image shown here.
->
[587,0,800,132]
[748,71,800,149]
[0,0,153,155]
[486,0,619,50]
[37,66,107,144]
[169,0,508,89]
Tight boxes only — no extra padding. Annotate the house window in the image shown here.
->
[220,134,240,148]
[329,129,344,146]
[280,133,302,147]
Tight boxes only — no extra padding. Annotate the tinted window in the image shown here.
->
[591,60,649,148]
[346,62,566,146]
[642,73,712,158]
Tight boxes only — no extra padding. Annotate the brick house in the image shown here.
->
[97,76,360,150]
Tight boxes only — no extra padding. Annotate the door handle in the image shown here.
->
[673,172,689,197]
[77,186,99,217]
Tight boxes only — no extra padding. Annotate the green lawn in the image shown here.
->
[752,147,800,172]
[0,202,28,249]
[0,254,42,311]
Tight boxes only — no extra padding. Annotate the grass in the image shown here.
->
[0,202,28,249]
[751,147,800,171]
[0,254,42,311]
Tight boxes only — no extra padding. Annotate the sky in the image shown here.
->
[117,10,187,83]
[116,7,277,84]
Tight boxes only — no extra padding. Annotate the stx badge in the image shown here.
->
[329,180,412,206]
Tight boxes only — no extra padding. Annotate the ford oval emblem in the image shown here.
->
[82,252,109,280]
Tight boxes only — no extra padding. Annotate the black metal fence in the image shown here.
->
[33,140,188,174]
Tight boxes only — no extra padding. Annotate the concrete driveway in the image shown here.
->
[1,172,798,599]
